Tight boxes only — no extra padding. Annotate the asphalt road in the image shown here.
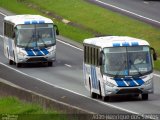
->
[0,6,160,117]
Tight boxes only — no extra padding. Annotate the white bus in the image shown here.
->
[3,15,59,67]
[83,36,157,101]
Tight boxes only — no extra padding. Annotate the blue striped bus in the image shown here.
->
[83,36,157,101]
[3,15,59,67]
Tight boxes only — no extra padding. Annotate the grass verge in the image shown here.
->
[0,0,160,70]
[0,96,70,120]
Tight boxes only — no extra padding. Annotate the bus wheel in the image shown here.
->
[9,60,14,65]
[91,91,97,99]
[102,96,109,102]
[48,62,53,67]
[98,82,102,99]
[16,63,22,68]
[142,94,148,100]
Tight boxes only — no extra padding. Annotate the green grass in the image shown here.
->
[0,96,70,120]
[0,0,160,70]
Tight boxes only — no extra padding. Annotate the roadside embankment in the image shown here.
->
[0,78,93,120]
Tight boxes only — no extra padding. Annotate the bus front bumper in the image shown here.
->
[17,54,56,63]
[104,82,153,96]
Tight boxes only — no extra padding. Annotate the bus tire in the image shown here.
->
[48,62,53,67]
[142,94,148,100]
[16,63,22,68]
[98,82,102,99]
[102,96,109,102]
[9,60,14,65]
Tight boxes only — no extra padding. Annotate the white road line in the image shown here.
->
[153,74,160,78]
[95,0,160,24]
[64,64,72,68]
[57,39,83,51]
[0,11,7,16]
[143,2,149,4]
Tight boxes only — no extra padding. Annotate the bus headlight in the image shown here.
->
[144,79,153,86]
[105,81,115,87]
[18,52,25,57]
[48,50,55,56]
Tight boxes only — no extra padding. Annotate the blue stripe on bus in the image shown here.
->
[114,78,126,87]
[92,67,96,89]
[131,42,139,46]
[114,78,144,87]
[122,42,129,46]
[113,43,120,47]
[134,78,145,85]
[91,66,98,89]
[25,49,35,56]
[124,78,137,87]
[39,20,45,24]
[41,48,49,55]
[33,49,43,56]
[25,48,49,56]
[32,20,38,24]
[24,21,30,24]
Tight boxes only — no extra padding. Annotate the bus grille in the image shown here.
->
[117,89,142,94]
[27,57,47,62]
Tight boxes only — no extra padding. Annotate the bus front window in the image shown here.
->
[104,47,127,76]
[128,46,152,76]
[16,24,55,48]
[103,46,152,77]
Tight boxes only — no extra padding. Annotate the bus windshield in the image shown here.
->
[16,24,55,48]
[103,46,152,77]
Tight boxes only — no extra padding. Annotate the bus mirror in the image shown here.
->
[12,32,15,38]
[151,47,157,61]
[99,57,102,66]
[153,52,157,61]
[54,25,59,35]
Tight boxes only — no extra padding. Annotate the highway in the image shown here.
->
[0,2,160,117]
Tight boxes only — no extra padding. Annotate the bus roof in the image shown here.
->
[83,36,150,48]
[4,15,53,26]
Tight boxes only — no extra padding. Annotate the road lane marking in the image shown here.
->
[95,0,160,24]
[143,2,149,4]
[65,64,72,68]
[153,74,160,78]
[57,39,83,51]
